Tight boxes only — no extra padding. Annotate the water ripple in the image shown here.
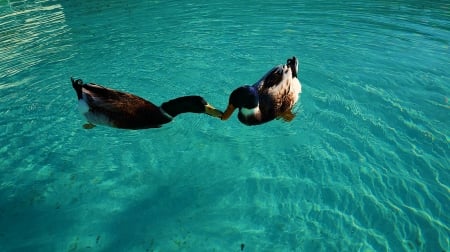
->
[0,0,449,251]
[0,2,72,80]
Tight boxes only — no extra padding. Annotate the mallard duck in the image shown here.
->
[71,78,223,129]
[221,56,302,125]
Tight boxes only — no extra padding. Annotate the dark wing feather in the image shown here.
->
[82,83,171,129]
[83,84,153,112]
[255,66,296,122]
[258,65,284,90]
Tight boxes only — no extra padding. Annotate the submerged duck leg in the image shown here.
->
[83,123,96,129]
[278,110,296,122]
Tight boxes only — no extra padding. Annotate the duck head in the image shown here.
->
[221,85,259,120]
[221,56,299,121]
[160,95,223,118]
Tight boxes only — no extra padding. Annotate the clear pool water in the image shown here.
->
[0,0,448,251]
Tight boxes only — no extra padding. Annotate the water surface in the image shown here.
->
[0,0,448,251]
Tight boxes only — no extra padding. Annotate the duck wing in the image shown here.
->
[81,83,171,129]
[255,65,297,120]
[81,83,154,111]
[255,65,284,90]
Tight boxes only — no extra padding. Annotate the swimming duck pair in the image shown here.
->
[72,56,302,129]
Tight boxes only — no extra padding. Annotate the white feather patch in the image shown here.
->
[241,106,260,117]
[78,99,90,114]
[159,107,173,120]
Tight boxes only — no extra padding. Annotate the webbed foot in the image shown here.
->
[83,123,96,129]
[279,110,296,122]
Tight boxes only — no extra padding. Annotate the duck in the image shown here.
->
[221,56,302,125]
[71,78,223,129]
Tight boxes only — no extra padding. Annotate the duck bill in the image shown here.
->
[221,104,236,120]
[204,104,224,118]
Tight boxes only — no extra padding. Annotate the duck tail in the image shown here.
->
[71,77,83,100]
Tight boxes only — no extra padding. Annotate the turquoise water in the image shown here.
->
[0,0,449,251]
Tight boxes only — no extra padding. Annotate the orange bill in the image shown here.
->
[204,104,223,118]
[221,104,236,120]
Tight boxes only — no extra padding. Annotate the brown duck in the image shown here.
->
[221,56,302,125]
[71,78,223,129]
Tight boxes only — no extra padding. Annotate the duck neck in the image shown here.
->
[160,96,198,118]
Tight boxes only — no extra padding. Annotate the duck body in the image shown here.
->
[221,56,302,126]
[71,78,222,129]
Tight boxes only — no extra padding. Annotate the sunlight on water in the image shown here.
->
[0,0,449,251]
